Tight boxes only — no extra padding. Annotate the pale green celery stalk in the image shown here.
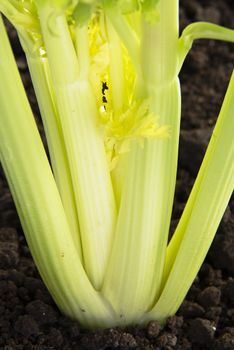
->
[160,20,234,288]
[0,16,116,328]
[36,2,117,289]
[102,0,180,324]
[105,10,139,66]
[105,16,127,206]
[105,17,125,113]
[75,24,89,79]
[111,155,128,208]
[105,8,142,91]
[25,54,82,259]
[142,71,234,325]
[8,0,82,254]
[178,22,234,70]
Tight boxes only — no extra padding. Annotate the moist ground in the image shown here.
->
[0,1,234,349]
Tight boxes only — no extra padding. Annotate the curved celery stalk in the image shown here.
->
[102,0,180,324]
[25,54,82,259]
[36,2,117,289]
[178,22,234,71]
[0,16,116,328]
[142,71,234,325]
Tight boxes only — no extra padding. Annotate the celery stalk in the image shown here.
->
[37,2,117,289]
[25,55,82,259]
[105,8,144,99]
[105,17,125,114]
[75,24,90,80]
[105,16,127,205]
[142,70,234,325]
[102,0,180,324]
[178,22,234,70]
[0,15,116,328]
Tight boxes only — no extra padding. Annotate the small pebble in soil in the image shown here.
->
[147,321,162,338]
[187,318,216,345]
[199,263,216,285]
[166,316,184,334]
[157,332,177,348]
[178,300,205,318]
[197,286,221,308]
[119,332,138,348]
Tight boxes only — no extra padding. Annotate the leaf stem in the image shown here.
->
[143,70,234,325]
[37,3,117,289]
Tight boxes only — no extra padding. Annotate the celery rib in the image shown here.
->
[178,22,234,72]
[142,71,234,325]
[105,17,125,114]
[26,55,82,260]
[75,24,90,79]
[37,3,117,289]
[102,1,180,324]
[0,16,116,328]
[105,16,127,206]
[105,9,141,79]
[102,80,181,324]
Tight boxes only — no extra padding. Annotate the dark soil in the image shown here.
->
[0,1,234,349]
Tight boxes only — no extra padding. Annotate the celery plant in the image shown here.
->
[0,0,233,328]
